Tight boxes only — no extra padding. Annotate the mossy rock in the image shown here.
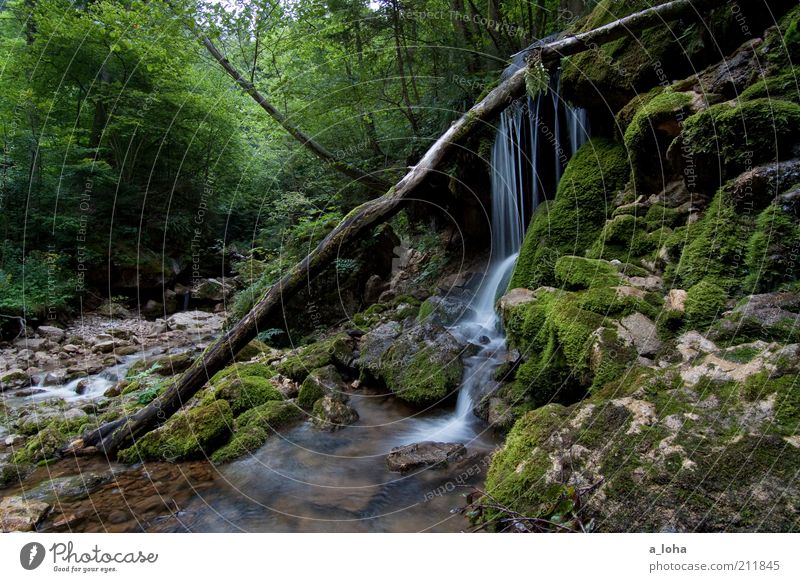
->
[510,139,630,290]
[234,339,271,362]
[744,204,800,293]
[380,323,464,406]
[276,333,355,382]
[210,361,275,384]
[740,67,800,102]
[209,400,302,464]
[553,256,620,290]
[586,215,663,264]
[678,98,800,193]
[484,404,571,519]
[11,425,65,465]
[209,425,268,464]
[117,400,233,463]
[236,400,302,431]
[297,365,343,409]
[684,279,728,330]
[670,187,752,290]
[126,352,192,378]
[213,376,283,416]
[624,90,695,193]
[503,288,605,408]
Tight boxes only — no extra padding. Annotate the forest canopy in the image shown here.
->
[0,0,578,323]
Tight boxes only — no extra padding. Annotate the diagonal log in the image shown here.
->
[75,0,728,456]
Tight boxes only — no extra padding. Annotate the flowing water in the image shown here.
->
[4,87,589,533]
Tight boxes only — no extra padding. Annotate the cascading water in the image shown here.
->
[404,72,590,445]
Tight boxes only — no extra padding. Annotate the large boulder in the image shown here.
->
[357,321,464,407]
[385,442,467,473]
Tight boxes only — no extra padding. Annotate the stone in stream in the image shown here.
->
[386,442,467,473]
[0,496,50,532]
[311,395,359,431]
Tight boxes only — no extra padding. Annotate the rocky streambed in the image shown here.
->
[1,298,503,532]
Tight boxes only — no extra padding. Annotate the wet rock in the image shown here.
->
[311,395,359,431]
[386,442,467,473]
[14,337,49,350]
[368,321,464,406]
[37,325,66,343]
[62,344,80,354]
[728,159,800,213]
[92,340,123,354]
[43,369,67,386]
[0,496,50,532]
[355,321,402,377]
[13,388,46,397]
[417,295,472,325]
[25,472,113,503]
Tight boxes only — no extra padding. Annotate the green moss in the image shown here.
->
[624,90,694,192]
[510,139,630,289]
[587,215,663,263]
[507,289,604,408]
[382,341,463,406]
[672,188,751,290]
[644,203,681,230]
[210,425,268,464]
[210,361,274,384]
[740,67,800,102]
[723,344,761,364]
[745,204,800,293]
[11,425,65,465]
[117,400,233,463]
[275,333,353,381]
[297,365,342,409]
[680,98,800,189]
[236,400,302,430]
[553,256,620,290]
[213,376,283,416]
[616,87,664,133]
[484,404,570,519]
[416,298,435,322]
[684,280,728,329]
[234,339,270,362]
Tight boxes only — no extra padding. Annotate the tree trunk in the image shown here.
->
[74,0,729,456]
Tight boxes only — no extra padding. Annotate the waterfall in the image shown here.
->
[401,73,589,444]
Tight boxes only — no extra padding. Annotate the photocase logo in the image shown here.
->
[20,542,46,570]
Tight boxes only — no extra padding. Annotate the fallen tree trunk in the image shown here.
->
[76,0,728,456]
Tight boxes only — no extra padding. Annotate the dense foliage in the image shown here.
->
[0,0,580,323]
